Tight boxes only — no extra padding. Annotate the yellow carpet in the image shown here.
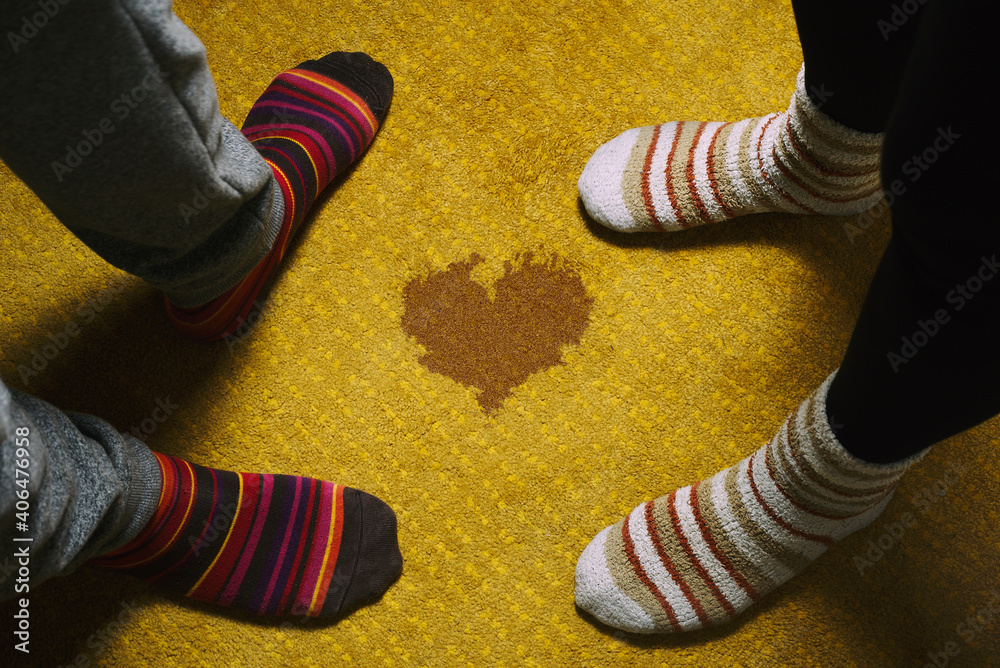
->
[2,0,1000,665]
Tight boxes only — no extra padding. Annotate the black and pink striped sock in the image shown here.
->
[90,452,402,617]
[165,52,393,341]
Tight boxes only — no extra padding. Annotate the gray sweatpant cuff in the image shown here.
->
[160,174,286,308]
[105,436,162,554]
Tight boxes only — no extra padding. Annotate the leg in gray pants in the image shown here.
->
[0,0,283,306]
[0,0,282,598]
[0,378,161,601]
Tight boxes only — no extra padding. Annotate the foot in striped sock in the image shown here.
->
[574,372,927,633]
[165,52,393,341]
[91,453,402,617]
[577,65,883,232]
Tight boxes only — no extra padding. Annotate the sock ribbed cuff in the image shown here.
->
[762,66,885,216]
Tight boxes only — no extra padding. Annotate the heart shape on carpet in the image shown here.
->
[402,253,593,413]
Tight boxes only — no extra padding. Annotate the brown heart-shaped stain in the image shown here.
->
[402,253,593,414]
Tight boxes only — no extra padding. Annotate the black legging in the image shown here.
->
[791,0,1000,463]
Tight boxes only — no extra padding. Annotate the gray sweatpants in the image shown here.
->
[0,380,161,601]
[0,0,285,599]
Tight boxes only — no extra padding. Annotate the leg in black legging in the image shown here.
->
[826,0,1000,463]
[792,0,924,132]
[791,0,927,132]
[577,0,927,234]
[573,0,998,635]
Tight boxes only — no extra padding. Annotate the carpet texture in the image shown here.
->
[2,0,999,666]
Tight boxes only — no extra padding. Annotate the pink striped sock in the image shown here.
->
[90,453,402,617]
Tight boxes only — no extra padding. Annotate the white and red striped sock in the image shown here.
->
[577,65,884,232]
[574,371,927,633]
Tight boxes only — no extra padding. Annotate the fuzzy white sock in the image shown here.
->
[578,66,884,232]
[575,372,927,633]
